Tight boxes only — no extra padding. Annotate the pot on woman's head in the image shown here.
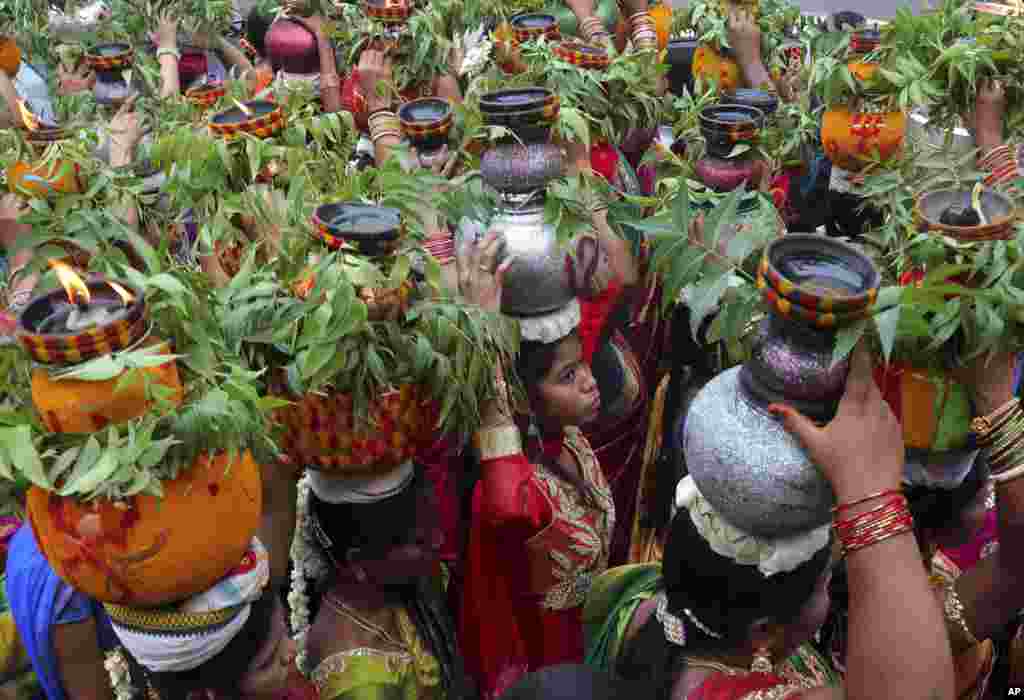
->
[265,19,320,75]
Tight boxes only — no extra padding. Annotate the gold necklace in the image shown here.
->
[323,594,406,651]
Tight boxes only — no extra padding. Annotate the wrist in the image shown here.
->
[831,473,902,503]
[975,128,1004,154]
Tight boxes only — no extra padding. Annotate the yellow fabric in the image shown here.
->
[312,609,442,700]
[0,612,26,677]
[628,375,671,564]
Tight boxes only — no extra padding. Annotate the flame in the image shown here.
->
[107,281,134,305]
[17,100,40,132]
[49,259,91,305]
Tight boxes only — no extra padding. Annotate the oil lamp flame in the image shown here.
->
[49,259,91,306]
[107,280,134,306]
[18,101,41,132]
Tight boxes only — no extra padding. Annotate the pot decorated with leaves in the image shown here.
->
[265,19,321,74]
[683,234,881,536]
[915,186,1017,242]
[821,104,905,172]
[724,88,779,122]
[312,202,405,257]
[694,156,760,192]
[209,101,285,140]
[185,83,226,110]
[480,87,561,144]
[364,0,412,23]
[692,43,741,92]
[398,98,453,156]
[7,159,82,198]
[25,449,261,605]
[511,13,561,44]
[872,362,972,452]
[847,28,881,82]
[699,104,763,159]
[85,43,134,106]
[552,40,611,70]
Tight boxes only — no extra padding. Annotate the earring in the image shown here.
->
[751,648,774,675]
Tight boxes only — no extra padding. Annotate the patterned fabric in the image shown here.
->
[980,143,1024,196]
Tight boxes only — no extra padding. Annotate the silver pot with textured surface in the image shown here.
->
[481,143,565,195]
[493,200,573,319]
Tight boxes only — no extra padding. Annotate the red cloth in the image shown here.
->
[419,436,463,568]
[692,672,802,700]
[940,508,998,574]
[578,279,624,365]
[458,452,585,700]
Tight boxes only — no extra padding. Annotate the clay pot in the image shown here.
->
[364,0,412,23]
[17,280,147,366]
[699,104,763,158]
[915,187,1016,242]
[683,234,881,536]
[209,100,285,140]
[31,338,183,434]
[312,202,404,257]
[821,106,905,172]
[398,98,453,155]
[692,43,741,92]
[873,363,972,452]
[274,385,430,473]
[552,40,610,70]
[28,450,261,605]
[86,44,134,107]
[723,89,779,121]
[265,19,320,74]
[7,160,82,198]
[694,156,759,192]
[185,83,225,109]
[510,13,560,44]
[480,87,560,143]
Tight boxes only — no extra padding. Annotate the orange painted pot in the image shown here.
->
[873,363,972,451]
[649,3,672,51]
[7,160,82,198]
[27,450,262,605]
[274,384,433,474]
[31,339,184,434]
[692,44,741,92]
[821,106,905,172]
[0,38,20,77]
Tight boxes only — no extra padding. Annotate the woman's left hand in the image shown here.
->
[727,7,761,71]
[109,95,144,165]
[456,231,513,313]
[955,350,1017,416]
[155,11,178,50]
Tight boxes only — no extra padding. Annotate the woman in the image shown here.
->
[456,232,616,698]
[584,345,955,700]
[290,463,472,700]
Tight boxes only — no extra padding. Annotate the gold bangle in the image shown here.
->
[942,583,978,647]
[985,416,1024,469]
[985,408,1024,454]
[972,397,1021,438]
[474,424,522,460]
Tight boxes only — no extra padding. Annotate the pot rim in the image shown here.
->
[915,187,1017,239]
[480,87,556,114]
[312,202,404,241]
[398,97,453,129]
[760,233,881,315]
[699,103,765,130]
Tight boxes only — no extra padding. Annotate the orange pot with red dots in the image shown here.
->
[692,44,741,92]
[821,106,905,172]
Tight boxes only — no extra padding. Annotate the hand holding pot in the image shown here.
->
[109,95,144,167]
[155,10,178,51]
[954,350,1017,416]
[726,7,761,74]
[965,79,1006,153]
[357,49,393,113]
[770,344,905,499]
[457,231,513,313]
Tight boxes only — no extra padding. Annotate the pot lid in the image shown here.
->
[480,87,554,114]
[398,97,451,125]
[209,100,277,125]
[315,202,402,240]
[511,13,558,29]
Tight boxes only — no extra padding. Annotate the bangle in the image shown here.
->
[831,488,902,513]
[972,397,1021,440]
[156,47,181,61]
[990,462,1024,485]
[942,583,978,647]
[833,494,914,557]
[474,424,522,460]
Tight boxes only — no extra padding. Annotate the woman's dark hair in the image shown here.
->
[618,509,832,700]
[124,587,278,699]
[906,462,986,536]
[514,331,596,505]
[502,664,655,700]
[245,7,273,58]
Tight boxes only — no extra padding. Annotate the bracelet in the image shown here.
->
[984,412,1024,470]
[473,424,522,460]
[942,583,978,647]
[831,488,902,513]
[972,397,1021,440]
[990,461,1024,485]
[579,16,608,42]
[833,494,913,557]
[156,47,181,61]
[423,235,455,265]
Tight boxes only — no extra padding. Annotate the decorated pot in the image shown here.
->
[265,19,320,74]
[17,278,147,366]
[699,104,763,159]
[312,202,404,257]
[552,40,610,70]
[185,83,226,109]
[915,187,1016,242]
[481,142,565,194]
[694,156,759,192]
[364,0,412,23]
[683,234,881,536]
[209,100,285,140]
[480,87,560,143]
[873,363,972,452]
[86,43,134,107]
[7,160,82,198]
[24,126,70,157]
[724,89,779,121]
[31,337,183,434]
[692,43,741,92]
[274,385,430,472]
[649,2,673,50]
[398,97,453,155]
[27,450,261,605]
[492,202,574,318]
[666,38,699,96]
[0,36,20,77]
[511,13,561,44]
[821,106,905,172]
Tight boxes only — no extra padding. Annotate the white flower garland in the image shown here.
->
[459,26,493,77]
[105,648,135,700]
[290,473,330,675]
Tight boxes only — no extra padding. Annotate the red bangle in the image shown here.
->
[832,488,902,514]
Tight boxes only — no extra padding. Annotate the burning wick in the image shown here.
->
[46,260,133,332]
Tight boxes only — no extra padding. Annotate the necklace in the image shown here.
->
[683,656,748,676]
[323,593,406,651]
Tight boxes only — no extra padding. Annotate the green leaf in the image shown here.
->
[0,426,50,489]
[831,318,869,367]
[873,306,902,362]
[56,355,123,382]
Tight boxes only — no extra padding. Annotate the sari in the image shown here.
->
[4,525,116,700]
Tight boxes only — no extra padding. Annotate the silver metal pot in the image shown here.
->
[480,143,565,195]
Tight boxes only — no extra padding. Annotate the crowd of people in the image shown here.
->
[0,0,1021,698]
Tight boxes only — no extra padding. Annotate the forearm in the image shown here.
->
[260,460,299,589]
[217,37,253,73]
[0,74,22,128]
[317,38,342,114]
[842,491,954,700]
[158,52,180,99]
[592,208,639,288]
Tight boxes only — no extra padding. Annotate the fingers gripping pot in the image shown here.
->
[681,235,881,536]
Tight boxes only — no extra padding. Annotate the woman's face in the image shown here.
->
[238,598,296,697]
[534,334,601,428]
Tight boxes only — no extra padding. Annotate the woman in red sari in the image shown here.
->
[456,231,616,699]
